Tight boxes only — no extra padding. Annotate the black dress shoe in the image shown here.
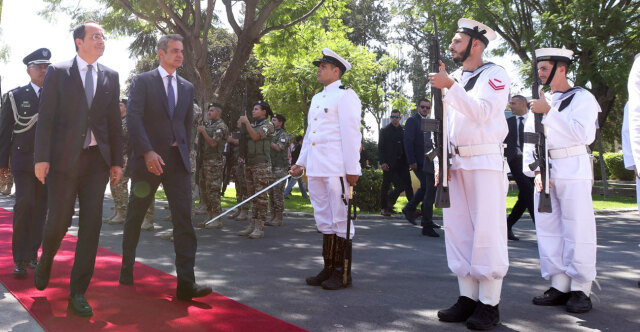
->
[68,294,93,317]
[466,302,500,330]
[565,291,592,313]
[402,207,417,225]
[177,283,213,301]
[380,209,391,217]
[507,229,519,241]
[437,296,477,322]
[422,227,440,237]
[532,287,570,306]
[28,259,38,269]
[13,262,27,279]
[34,258,53,291]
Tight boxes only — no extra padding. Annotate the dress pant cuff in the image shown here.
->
[458,276,479,301]
[570,279,592,295]
[551,273,571,293]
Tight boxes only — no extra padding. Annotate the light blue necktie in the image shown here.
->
[83,64,94,148]
[167,75,175,118]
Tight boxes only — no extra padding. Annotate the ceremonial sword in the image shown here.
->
[204,172,300,226]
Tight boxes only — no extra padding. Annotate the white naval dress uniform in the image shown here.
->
[297,80,362,239]
[523,87,599,295]
[621,103,640,213]
[441,63,511,306]
[628,55,640,211]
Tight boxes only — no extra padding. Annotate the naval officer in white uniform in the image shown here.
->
[290,48,362,291]
[524,48,600,313]
[628,53,640,205]
[428,18,511,330]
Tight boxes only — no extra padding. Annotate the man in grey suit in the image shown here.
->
[119,34,212,301]
[33,21,123,317]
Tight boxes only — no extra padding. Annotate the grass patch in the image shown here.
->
[155,187,637,215]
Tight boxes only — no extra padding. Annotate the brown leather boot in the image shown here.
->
[321,236,352,290]
[306,234,335,286]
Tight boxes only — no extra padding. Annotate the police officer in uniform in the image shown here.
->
[524,48,599,313]
[236,101,274,239]
[291,48,362,291]
[429,19,511,329]
[196,102,229,229]
[0,48,51,278]
[267,114,290,227]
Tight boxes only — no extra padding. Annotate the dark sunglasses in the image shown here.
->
[390,115,401,119]
[420,105,431,109]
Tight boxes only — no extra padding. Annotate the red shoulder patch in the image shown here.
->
[488,78,505,91]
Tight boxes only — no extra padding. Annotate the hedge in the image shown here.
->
[355,168,383,212]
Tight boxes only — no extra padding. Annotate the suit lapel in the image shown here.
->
[90,64,108,113]
[69,58,90,111]
[153,69,170,118]
[174,76,188,119]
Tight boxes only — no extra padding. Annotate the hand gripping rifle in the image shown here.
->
[220,140,235,195]
[524,43,552,213]
[343,185,356,286]
[238,82,249,161]
[423,15,450,208]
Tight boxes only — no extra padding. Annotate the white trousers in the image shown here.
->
[307,176,355,239]
[534,178,596,294]
[636,177,640,215]
[443,169,509,305]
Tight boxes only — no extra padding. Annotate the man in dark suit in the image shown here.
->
[33,21,123,317]
[402,99,439,237]
[378,109,413,216]
[119,34,212,301]
[0,48,51,279]
[504,95,535,241]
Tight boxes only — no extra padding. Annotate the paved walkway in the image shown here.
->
[1,194,639,331]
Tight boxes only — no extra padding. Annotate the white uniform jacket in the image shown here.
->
[522,87,599,180]
[622,103,634,170]
[443,63,510,171]
[628,56,640,168]
[297,80,362,177]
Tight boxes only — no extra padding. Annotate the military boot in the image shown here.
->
[321,236,352,290]
[265,212,283,226]
[227,208,241,220]
[248,219,264,239]
[236,207,249,221]
[205,213,223,229]
[104,210,125,224]
[140,215,154,231]
[237,219,255,236]
[102,211,116,222]
[306,234,335,286]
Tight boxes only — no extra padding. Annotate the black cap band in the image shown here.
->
[313,56,347,74]
[536,55,573,64]
[457,27,489,46]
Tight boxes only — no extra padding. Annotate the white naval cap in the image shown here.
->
[313,48,352,74]
[457,18,497,46]
[535,48,574,64]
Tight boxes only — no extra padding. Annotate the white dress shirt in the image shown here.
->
[157,65,178,106]
[76,55,98,146]
[30,82,42,97]
[515,112,529,154]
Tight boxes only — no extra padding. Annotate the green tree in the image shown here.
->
[40,0,331,108]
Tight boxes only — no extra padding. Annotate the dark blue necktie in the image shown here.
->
[167,75,175,118]
[83,65,94,148]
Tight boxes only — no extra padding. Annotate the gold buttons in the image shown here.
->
[312,142,316,146]
[314,117,317,121]
[312,130,316,133]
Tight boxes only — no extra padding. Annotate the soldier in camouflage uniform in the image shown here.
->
[192,102,207,215]
[227,128,250,220]
[195,103,229,229]
[267,114,290,226]
[237,101,274,239]
[104,99,155,230]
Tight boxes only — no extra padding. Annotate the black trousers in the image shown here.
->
[12,170,47,263]
[421,173,437,229]
[380,166,413,210]
[41,147,109,295]
[508,156,535,227]
[122,147,196,287]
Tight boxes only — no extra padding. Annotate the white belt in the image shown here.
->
[548,145,589,159]
[453,143,504,157]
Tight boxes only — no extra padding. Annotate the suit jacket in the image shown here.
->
[403,113,434,173]
[378,123,407,170]
[126,68,194,172]
[34,58,123,171]
[504,116,518,163]
[0,83,41,171]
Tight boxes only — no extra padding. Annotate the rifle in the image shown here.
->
[238,82,248,161]
[423,15,450,208]
[220,139,234,195]
[524,43,552,213]
[194,110,205,186]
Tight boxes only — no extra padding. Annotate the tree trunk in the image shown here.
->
[213,34,257,107]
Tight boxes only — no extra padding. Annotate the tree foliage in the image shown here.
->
[255,3,396,136]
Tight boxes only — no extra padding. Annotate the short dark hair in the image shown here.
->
[419,98,431,105]
[391,109,401,114]
[295,135,303,143]
[273,114,286,124]
[511,95,529,109]
[208,102,224,111]
[158,34,184,52]
[73,21,100,52]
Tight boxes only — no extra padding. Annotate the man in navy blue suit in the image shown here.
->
[33,21,124,317]
[402,99,439,237]
[0,48,51,279]
[504,95,535,240]
[119,34,212,301]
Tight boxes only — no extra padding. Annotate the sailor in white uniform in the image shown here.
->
[621,102,640,212]
[628,53,640,206]
[291,48,362,291]
[524,48,600,313]
[428,18,510,330]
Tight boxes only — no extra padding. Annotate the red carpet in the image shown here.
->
[0,208,307,331]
